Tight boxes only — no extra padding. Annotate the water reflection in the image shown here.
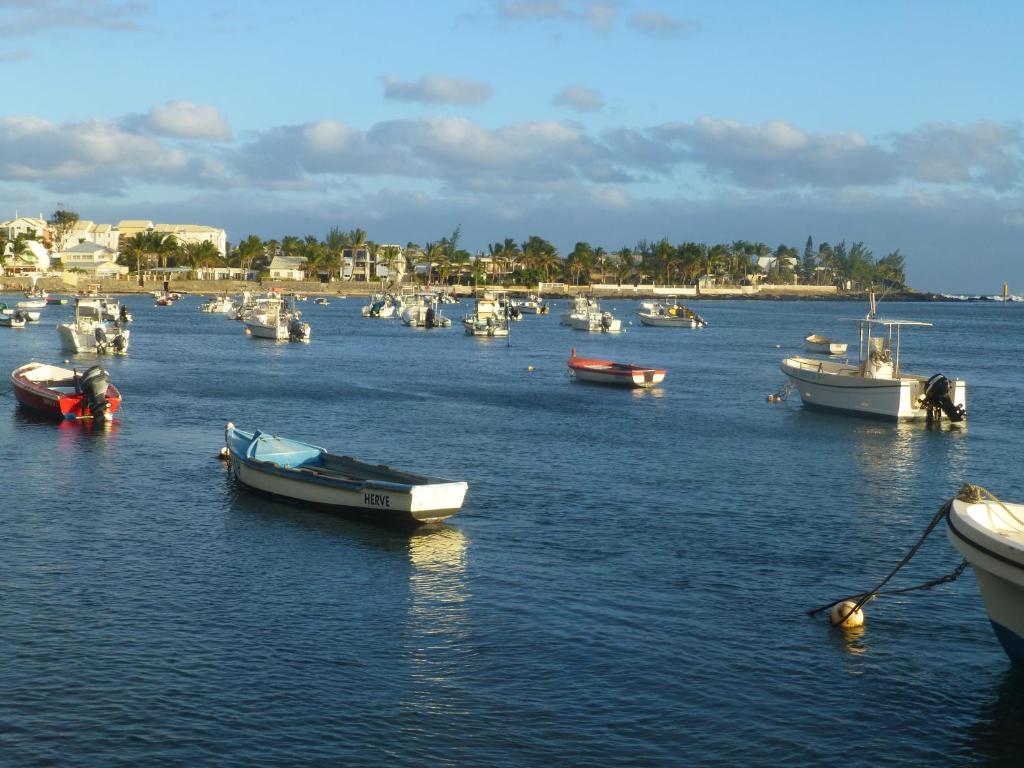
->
[630,386,666,399]
[962,666,1024,766]
[402,526,471,717]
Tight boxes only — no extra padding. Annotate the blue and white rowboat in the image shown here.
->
[224,423,468,524]
[947,494,1024,664]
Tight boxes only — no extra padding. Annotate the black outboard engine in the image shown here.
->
[112,332,127,354]
[922,374,966,422]
[425,306,436,328]
[94,326,109,353]
[79,366,111,419]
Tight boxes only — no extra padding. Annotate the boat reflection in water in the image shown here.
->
[403,526,470,714]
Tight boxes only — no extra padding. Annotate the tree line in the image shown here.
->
[3,209,909,291]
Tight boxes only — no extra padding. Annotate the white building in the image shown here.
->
[1,239,52,272]
[0,216,49,243]
[268,255,306,280]
[58,242,126,278]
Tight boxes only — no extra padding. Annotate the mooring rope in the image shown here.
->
[809,483,1019,623]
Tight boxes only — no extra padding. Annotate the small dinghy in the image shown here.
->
[804,334,848,355]
[567,348,666,388]
[947,487,1024,665]
[11,362,121,421]
[224,423,469,524]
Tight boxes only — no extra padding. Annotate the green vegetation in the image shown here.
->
[10,207,909,291]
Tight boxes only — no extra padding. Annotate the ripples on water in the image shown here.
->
[1,295,1023,766]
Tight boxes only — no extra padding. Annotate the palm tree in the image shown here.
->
[118,231,168,286]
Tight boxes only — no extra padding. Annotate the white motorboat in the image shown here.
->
[17,298,47,310]
[402,293,452,328]
[516,294,548,314]
[946,487,1024,665]
[804,334,848,355]
[57,299,130,354]
[638,300,707,328]
[463,291,509,337]
[362,293,396,318]
[0,311,28,328]
[568,297,621,333]
[243,297,310,342]
[780,304,965,422]
[200,295,236,314]
[561,295,597,326]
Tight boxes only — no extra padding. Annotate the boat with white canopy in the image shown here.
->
[780,298,965,422]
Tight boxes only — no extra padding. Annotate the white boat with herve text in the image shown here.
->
[224,423,468,525]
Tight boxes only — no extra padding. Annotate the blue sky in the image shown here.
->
[2,0,1022,293]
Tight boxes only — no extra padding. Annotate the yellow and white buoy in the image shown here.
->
[829,600,865,628]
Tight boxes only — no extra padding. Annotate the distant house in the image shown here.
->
[58,242,127,278]
[66,220,119,252]
[0,216,50,244]
[268,255,306,280]
[154,223,228,257]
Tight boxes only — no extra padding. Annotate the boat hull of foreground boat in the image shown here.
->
[224,424,468,525]
[780,356,966,421]
[947,497,1024,664]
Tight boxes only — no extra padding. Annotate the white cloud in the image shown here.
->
[131,101,231,141]
[496,1,620,31]
[628,11,694,38]
[553,85,605,112]
[381,75,494,105]
[0,0,144,36]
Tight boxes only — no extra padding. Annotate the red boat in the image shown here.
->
[11,362,122,421]
[567,348,666,388]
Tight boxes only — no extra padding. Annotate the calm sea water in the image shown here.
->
[1,293,1023,767]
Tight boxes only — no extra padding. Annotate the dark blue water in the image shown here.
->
[2,293,1023,767]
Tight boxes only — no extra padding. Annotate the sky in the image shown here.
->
[1,0,1022,293]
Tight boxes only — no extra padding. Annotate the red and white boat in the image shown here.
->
[567,348,666,388]
[11,362,122,421]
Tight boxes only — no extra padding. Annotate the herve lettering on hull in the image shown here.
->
[364,492,391,508]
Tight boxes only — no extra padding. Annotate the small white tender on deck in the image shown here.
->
[224,423,468,524]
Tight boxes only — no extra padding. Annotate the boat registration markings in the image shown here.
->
[364,492,391,508]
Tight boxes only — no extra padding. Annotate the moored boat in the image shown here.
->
[780,300,965,422]
[0,311,28,328]
[637,299,707,328]
[804,334,848,355]
[946,487,1024,664]
[11,362,121,421]
[224,423,469,524]
[567,348,665,388]
[57,299,130,354]
[463,291,510,337]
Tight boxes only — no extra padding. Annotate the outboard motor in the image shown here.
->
[94,326,109,353]
[79,366,112,419]
[425,306,436,328]
[922,374,965,422]
[289,320,309,341]
[112,332,128,354]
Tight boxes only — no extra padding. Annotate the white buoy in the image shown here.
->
[829,601,865,628]
[527,365,534,372]
[218,446,230,461]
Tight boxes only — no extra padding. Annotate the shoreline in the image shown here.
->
[0,276,1012,302]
